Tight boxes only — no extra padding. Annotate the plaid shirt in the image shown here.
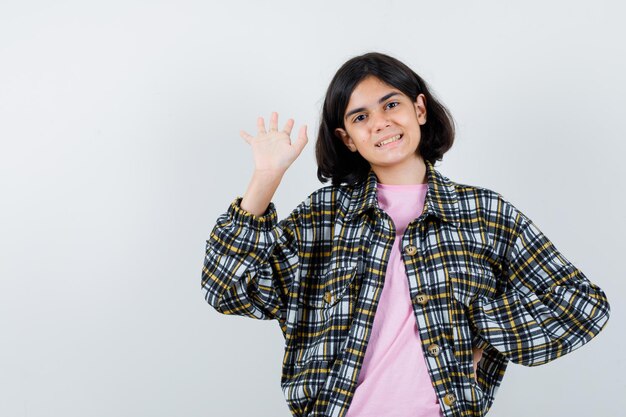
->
[201,160,610,417]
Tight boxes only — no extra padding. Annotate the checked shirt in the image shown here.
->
[201,160,610,417]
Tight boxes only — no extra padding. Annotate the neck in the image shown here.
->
[372,157,427,185]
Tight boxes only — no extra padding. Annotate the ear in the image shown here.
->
[334,127,358,152]
[414,94,427,125]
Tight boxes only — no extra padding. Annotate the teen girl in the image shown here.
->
[201,52,610,417]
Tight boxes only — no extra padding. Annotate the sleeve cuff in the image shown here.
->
[472,332,491,350]
[227,197,278,231]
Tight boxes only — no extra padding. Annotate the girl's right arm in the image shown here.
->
[201,112,309,325]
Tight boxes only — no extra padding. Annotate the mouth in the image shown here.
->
[375,134,403,147]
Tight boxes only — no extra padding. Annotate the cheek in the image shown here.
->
[349,128,369,142]
[404,115,423,134]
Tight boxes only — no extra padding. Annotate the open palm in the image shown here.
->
[240,112,308,174]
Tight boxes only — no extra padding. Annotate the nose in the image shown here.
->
[370,110,390,131]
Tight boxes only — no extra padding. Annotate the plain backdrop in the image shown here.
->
[1,1,624,416]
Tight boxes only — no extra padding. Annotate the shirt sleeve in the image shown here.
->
[467,197,611,367]
[201,196,303,325]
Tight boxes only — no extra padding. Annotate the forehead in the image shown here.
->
[347,76,406,106]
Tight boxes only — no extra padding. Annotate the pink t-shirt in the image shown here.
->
[345,182,444,417]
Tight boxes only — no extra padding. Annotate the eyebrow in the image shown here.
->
[344,92,401,120]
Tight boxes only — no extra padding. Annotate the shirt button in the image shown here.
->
[414,293,429,305]
[443,393,456,406]
[427,344,441,356]
[324,291,333,304]
[404,245,418,256]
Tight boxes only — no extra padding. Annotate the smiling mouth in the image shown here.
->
[376,134,403,147]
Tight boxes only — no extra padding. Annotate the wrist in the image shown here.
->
[252,168,286,181]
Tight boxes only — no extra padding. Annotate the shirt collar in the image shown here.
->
[344,160,461,227]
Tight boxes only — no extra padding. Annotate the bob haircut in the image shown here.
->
[316,52,456,186]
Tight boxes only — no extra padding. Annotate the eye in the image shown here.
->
[353,114,366,123]
[385,101,399,109]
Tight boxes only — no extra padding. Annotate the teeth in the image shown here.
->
[377,134,402,147]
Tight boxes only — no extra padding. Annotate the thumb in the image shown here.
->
[240,130,253,145]
[293,124,309,154]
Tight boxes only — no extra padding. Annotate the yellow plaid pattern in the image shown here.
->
[202,160,610,417]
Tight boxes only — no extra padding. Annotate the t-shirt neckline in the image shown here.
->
[377,182,428,190]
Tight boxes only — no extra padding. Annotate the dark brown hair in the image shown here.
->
[316,52,456,186]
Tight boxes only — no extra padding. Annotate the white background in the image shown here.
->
[1,1,624,416]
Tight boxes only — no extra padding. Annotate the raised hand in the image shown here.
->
[238,112,309,216]
[240,112,308,175]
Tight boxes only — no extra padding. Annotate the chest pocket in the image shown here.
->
[294,264,359,366]
[448,267,499,307]
[299,264,358,307]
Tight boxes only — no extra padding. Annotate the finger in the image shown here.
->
[294,124,309,154]
[240,130,253,144]
[282,118,295,135]
[268,111,278,131]
[257,117,267,134]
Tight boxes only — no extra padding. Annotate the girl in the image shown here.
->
[201,52,610,417]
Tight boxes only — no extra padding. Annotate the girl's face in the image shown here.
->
[334,76,427,181]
